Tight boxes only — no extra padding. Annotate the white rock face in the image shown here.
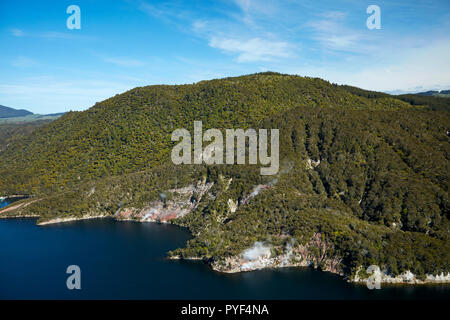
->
[306,158,321,169]
[426,273,450,281]
[353,268,450,284]
[115,179,214,223]
[240,258,272,271]
[227,199,238,213]
[37,214,109,225]
[212,234,343,276]
[213,236,450,285]
[401,271,415,282]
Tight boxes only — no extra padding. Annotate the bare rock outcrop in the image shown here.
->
[212,233,343,275]
[115,179,214,223]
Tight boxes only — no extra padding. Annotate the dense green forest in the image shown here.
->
[339,84,450,111]
[0,121,52,151]
[0,72,448,280]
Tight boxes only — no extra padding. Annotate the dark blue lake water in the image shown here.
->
[0,216,448,299]
[0,200,11,209]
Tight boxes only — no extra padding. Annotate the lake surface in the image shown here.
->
[0,199,11,209]
[0,217,449,300]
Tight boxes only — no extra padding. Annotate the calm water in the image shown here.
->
[0,217,449,300]
[0,200,11,209]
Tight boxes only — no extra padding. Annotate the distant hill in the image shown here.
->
[0,107,65,149]
[0,113,65,124]
[0,105,33,118]
[340,85,450,111]
[415,90,450,97]
[417,90,439,96]
[0,104,65,124]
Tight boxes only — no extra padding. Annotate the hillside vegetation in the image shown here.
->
[0,72,448,280]
[0,121,54,151]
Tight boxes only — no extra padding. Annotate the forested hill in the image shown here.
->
[0,72,420,194]
[339,84,450,111]
[1,72,449,281]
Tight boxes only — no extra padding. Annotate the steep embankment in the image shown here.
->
[0,72,449,284]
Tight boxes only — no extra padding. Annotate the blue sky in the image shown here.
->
[1,0,449,114]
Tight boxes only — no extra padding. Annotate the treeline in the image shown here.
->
[340,84,450,111]
[171,104,449,278]
[0,121,51,151]
[1,72,449,279]
[0,73,415,195]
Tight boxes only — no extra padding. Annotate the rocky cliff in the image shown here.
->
[115,179,214,223]
[211,233,343,276]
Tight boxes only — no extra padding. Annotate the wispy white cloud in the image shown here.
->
[234,0,251,13]
[10,28,25,37]
[192,20,208,32]
[139,0,296,63]
[291,39,450,92]
[233,0,280,17]
[8,28,92,40]
[307,11,366,53]
[346,40,450,92]
[138,1,190,23]
[209,37,295,62]
[38,31,78,39]
[11,56,38,67]
[321,11,347,19]
[103,57,146,67]
[89,51,147,67]
[5,0,447,110]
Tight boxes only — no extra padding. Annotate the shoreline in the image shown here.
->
[170,253,450,285]
[0,214,40,219]
[36,214,110,225]
[210,262,450,285]
[2,213,450,285]
[0,195,30,201]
